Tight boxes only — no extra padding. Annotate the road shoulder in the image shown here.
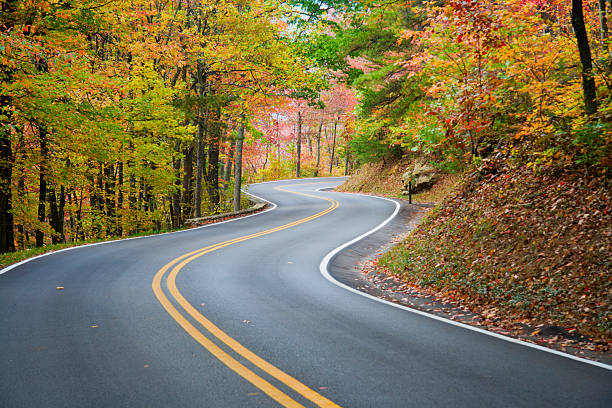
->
[327,197,612,367]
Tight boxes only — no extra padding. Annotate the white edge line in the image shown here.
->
[9,178,604,371]
[0,176,342,277]
[317,191,612,371]
[0,190,277,277]
[251,176,348,185]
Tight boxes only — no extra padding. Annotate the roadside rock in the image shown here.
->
[402,159,439,193]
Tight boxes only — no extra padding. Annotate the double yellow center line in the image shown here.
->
[152,185,342,407]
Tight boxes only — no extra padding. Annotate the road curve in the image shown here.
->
[1,178,610,407]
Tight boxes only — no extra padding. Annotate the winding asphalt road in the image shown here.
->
[1,178,611,407]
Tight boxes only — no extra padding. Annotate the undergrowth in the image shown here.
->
[380,161,612,340]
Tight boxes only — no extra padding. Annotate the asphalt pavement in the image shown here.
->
[1,178,610,407]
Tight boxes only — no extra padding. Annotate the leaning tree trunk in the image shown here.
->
[572,0,598,114]
[233,115,245,212]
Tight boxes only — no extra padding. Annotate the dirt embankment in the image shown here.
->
[336,156,461,203]
[338,157,611,355]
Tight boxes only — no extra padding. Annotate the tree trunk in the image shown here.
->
[194,63,208,217]
[306,126,312,155]
[48,185,58,242]
[296,111,302,178]
[224,139,234,183]
[329,119,337,175]
[104,163,116,236]
[262,146,269,171]
[572,0,598,115]
[59,185,65,240]
[117,160,124,236]
[194,121,205,218]
[344,142,350,176]
[138,177,145,212]
[142,163,154,213]
[16,174,25,249]
[233,115,245,212]
[128,143,136,212]
[315,121,322,177]
[94,167,104,218]
[0,0,17,253]
[35,127,48,247]
[600,0,612,73]
[171,140,181,228]
[182,143,194,218]
[205,106,220,213]
[76,190,84,240]
[0,116,14,252]
[599,0,609,52]
[48,184,65,244]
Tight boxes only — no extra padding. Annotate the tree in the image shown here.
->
[296,111,302,177]
[0,0,17,252]
[234,115,245,212]
[0,0,326,252]
[572,0,598,115]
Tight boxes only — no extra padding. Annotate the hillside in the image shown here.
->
[335,156,461,203]
[338,158,611,348]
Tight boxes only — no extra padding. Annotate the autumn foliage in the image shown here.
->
[337,0,612,340]
[345,0,611,171]
[0,0,357,252]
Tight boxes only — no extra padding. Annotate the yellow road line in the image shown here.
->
[152,184,342,407]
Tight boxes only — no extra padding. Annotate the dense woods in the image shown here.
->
[0,0,356,252]
[331,0,611,173]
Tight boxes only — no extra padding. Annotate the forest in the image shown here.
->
[1,0,610,261]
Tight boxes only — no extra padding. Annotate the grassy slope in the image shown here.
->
[340,157,611,342]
